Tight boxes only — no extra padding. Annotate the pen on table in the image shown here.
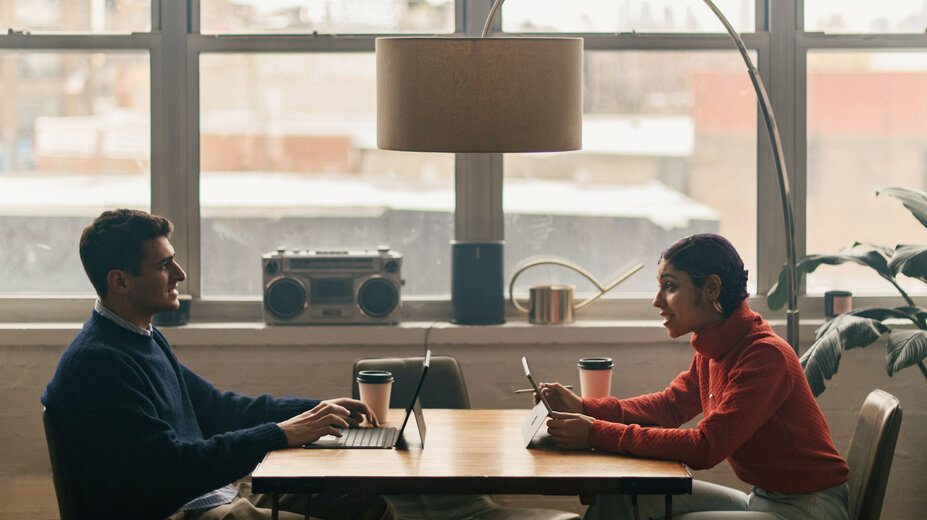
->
[514,385,573,394]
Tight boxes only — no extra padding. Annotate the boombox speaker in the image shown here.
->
[262,248,402,325]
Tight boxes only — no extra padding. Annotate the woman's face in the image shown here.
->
[652,259,723,338]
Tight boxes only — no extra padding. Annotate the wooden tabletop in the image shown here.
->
[252,409,691,497]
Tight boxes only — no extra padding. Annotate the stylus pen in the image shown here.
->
[514,385,573,394]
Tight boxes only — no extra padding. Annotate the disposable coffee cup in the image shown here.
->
[356,370,394,424]
[578,357,614,398]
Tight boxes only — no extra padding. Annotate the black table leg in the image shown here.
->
[271,493,279,520]
[665,494,673,520]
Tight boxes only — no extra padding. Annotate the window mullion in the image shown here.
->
[151,0,198,297]
[756,0,801,296]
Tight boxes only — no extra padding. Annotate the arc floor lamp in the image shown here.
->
[376,0,799,349]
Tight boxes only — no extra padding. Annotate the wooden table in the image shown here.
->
[252,409,691,519]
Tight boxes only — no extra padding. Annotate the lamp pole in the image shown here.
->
[480,0,801,351]
[699,0,799,351]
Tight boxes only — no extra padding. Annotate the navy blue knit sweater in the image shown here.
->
[41,311,321,520]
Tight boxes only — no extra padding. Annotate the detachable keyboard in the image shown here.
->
[338,426,400,448]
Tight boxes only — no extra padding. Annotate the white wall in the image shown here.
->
[1,326,923,518]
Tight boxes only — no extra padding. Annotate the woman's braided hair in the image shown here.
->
[660,234,749,317]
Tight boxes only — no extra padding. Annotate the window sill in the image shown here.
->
[4,293,905,347]
[0,316,827,347]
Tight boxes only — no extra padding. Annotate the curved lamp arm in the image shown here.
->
[700,0,799,351]
[481,0,800,351]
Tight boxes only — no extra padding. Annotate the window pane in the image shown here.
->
[806,51,927,296]
[0,52,151,295]
[505,51,757,297]
[0,0,151,33]
[199,53,454,298]
[200,0,454,34]
[805,2,927,33]
[502,0,754,33]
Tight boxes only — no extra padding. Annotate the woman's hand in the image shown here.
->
[546,412,594,450]
[538,382,583,413]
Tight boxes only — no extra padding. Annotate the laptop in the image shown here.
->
[520,356,557,448]
[305,350,430,449]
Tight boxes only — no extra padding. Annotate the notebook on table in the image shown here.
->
[305,350,430,450]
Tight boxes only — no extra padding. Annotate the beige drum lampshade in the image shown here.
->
[376,37,583,153]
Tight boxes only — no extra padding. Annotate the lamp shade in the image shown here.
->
[376,37,583,153]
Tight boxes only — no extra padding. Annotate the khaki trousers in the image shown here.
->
[166,482,395,520]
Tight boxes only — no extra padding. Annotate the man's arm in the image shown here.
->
[180,365,322,437]
[59,348,287,518]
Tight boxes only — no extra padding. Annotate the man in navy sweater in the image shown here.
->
[42,209,393,520]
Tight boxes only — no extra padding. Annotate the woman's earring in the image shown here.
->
[713,300,724,314]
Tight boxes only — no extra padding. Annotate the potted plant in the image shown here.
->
[766,186,927,396]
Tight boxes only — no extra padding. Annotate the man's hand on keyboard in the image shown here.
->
[323,397,379,427]
[277,400,354,447]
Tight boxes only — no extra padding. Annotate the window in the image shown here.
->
[201,0,454,34]
[0,0,151,33]
[0,51,150,294]
[805,2,927,33]
[198,52,454,297]
[805,51,927,295]
[4,2,927,321]
[504,50,757,296]
[502,0,753,33]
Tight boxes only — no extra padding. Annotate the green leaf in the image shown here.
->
[886,330,927,377]
[877,186,927,230]
[889,244,927,285]
[767,244,894,310]
[766,266,792,311]
[851,306,926,324]
[801,314,889,396]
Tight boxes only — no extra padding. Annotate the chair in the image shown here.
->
[846,389,903,520]
[352,354,581,520]
[352,354,471,409]
[43,408,84,520]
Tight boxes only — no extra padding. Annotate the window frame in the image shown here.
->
[2,1,926,323]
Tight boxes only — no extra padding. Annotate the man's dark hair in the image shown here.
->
[660,233,749,317]
[79,209,173,298]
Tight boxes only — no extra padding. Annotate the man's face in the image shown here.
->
[124,236,186,320]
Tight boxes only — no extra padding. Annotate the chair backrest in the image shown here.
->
[43,408,82,520]
[352,354,471,409]
[846,389,902,520]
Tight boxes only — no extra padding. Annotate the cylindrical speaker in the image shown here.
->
[451,241,505,325]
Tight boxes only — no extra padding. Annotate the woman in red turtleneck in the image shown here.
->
[541,234,849,520]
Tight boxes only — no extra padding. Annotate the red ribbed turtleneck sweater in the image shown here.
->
[583,301,849,494]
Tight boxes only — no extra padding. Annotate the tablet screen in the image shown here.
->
[521,356,553,414]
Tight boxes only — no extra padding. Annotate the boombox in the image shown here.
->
[262,248,402,325]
